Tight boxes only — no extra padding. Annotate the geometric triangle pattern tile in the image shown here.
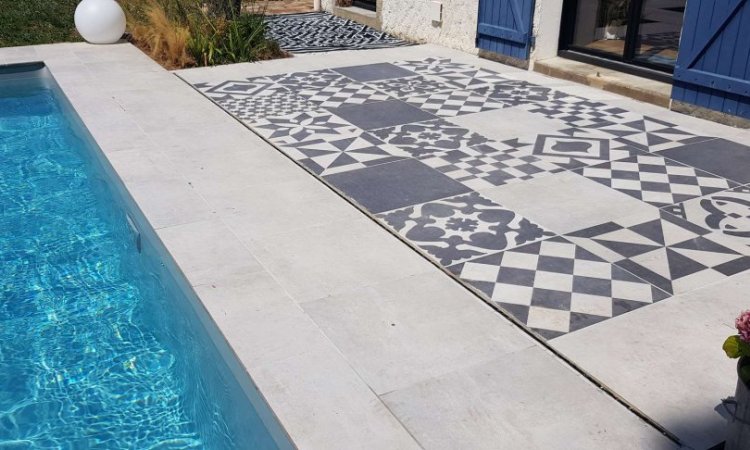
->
[430,68,509,90]
[296,82,393,109]
[663,185,750,248]
[566,210,750,294]
[393,57,480,76]
[575,153,738,207]
[208,92,318,124]
[280,132,410,175]
[448,236,670,339]
[252,110,360,145]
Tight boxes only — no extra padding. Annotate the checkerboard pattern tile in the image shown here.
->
[297,82,392,108]
[449,236,670,339]
[419,142,564,190]
[405,89,511,117]
[566,211,750,295]
[575,153,737,207]
[193,56,747,340]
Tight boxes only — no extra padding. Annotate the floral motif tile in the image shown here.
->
[663,185,750,248]
[378,192,553,266]
[366,75,456,99]
[370,119,492,157]
[575,153,737,207]
[448,236,670,339]
[566,210,750,294]
[279,132,409,175]
[392,57,478,76]
[483,80,556,104]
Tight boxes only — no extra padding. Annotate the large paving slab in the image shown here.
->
[1,42,683,448]
[177,42,750,448]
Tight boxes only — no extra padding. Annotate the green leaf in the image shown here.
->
[724,336,750,358]
[740,364,750,385]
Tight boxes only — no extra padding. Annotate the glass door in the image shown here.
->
[560,0,686,71]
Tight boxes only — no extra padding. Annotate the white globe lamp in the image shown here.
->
[75,0,127,45]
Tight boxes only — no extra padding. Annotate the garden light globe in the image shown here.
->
[74,0,126,44]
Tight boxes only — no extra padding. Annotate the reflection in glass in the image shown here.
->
[634,0,685,66]
[572,0,631,57]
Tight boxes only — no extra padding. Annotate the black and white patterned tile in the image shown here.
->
[270,69,353,90]
[279,131,409,176]
[566,210,750,294]
[449,236,670,338]
[201,78,286,97]
[575,153,737,207]
[366,75,456,99]
[522,93,637,128]
[265,12,412,53]
[297,82,393,109]
[483,80,556,104]
[392,57,478,76]
[378,192,553,266]
[529,132,637,170]
[418,141,565,190]
[370,119,491,157]
[208,92,318,123]
[663,185,750,248]
[252,110,361,145]
[431,68,509,90]
[404,89,511,117]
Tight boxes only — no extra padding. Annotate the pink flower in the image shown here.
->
[737,310,750,342]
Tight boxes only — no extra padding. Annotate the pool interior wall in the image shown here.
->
[0,62,292,449]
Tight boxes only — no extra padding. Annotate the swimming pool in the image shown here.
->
[0,63,291,448]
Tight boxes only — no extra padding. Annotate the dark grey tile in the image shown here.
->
[324,158,471,214]
[331,99,436,130]
[334,63,417,82]
[657,138,750,184]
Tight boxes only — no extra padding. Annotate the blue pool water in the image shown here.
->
[0,64,288,449]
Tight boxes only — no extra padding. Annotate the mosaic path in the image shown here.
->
[193,58,750,339]
[265,12,411,54]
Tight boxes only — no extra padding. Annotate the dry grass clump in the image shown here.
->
[121,0,286,69]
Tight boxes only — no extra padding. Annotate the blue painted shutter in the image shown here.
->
[476,0,536,60]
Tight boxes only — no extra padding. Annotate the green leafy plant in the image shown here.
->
[723,310,750,384]
[121,0,285,68]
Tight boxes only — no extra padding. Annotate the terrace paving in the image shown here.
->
[179,44,750,449]
[3,41,747,449]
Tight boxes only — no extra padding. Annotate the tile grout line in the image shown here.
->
[174,70,684,447]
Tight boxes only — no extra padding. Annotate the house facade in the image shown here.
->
[322,0,750,123]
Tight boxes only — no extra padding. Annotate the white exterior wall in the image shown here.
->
[381,0,480,53]
[531,0,564,63]
[322,0,480,54]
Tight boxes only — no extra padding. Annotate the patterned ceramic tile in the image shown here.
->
[404,89,511,117]
[530,133,637,170]
[279,132,409,175]
[576,153,737,207]
[483,80,556,104]
[201,78,285,97]
[252,110,360,145]
[523,94,640,128]
[297,82,392,108]
[333,63,417,82]
[270,69,352,89]
[371,119,491,157]
[419,142,564,190]
[378,192,553,265]
[366,75,456,99]
[663,185,750,247]
[209,92,317,123]
[566,210,750,294]
[393,57,478,76]
[449,236,670,338]
[432,68,509,90]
